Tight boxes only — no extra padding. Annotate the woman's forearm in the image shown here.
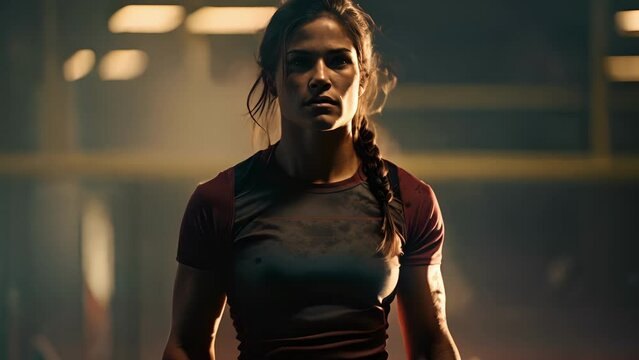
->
[429,328,461,360]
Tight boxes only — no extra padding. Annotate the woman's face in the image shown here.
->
[275,16,361,132]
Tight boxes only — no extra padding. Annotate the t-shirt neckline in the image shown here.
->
[263,142,366,193]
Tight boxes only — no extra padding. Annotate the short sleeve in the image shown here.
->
[397,167,445,266]
[176,168,234,270]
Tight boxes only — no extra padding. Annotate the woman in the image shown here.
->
[163,0,460,359]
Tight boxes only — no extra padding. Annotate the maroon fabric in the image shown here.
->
[176,144,445,359]
[397,167,445,266]
[177,168,235,271]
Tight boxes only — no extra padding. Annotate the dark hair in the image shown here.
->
[246,0,402,259]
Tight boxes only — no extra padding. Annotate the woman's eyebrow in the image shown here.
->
[286,47,353,56]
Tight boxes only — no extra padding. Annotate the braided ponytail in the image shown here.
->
[354,116,404,259]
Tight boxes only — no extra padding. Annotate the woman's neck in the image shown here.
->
[273,122,360,184]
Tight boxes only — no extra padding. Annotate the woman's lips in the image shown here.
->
[306,102,335,108]
[304,96,339,107]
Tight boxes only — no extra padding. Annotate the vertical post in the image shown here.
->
[38,0,76,153]
[589,0,611,159]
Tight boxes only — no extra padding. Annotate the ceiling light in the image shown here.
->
[185,7,277,34]
[605,56,639,82]
[616,10,639,35]
[109,5,185,33]
[63,49,96,81]
[99,50,149,81]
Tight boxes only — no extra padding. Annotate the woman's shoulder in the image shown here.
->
[194,146,272,198]
[383,158,438,206]
[385,160,445,266]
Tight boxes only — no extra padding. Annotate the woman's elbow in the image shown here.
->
[162,335,213,360]
[162,337,189,360]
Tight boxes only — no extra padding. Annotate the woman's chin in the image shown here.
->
[284,111,348,131]
[307,115,343,131]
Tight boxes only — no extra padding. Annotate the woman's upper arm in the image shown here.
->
[163,263,227,360]
[395,169,459,359]
[396,264,448,339]
[164,171,234,360]
[396,173,449,340]
[396,264,460,360]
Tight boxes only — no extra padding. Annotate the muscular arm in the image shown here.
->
[163,263,227,360]
[396,264,460,360]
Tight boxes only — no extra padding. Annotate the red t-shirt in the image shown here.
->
[177,143,445,359]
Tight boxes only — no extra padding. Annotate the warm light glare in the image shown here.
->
[605,56,639,82]
[109,5,185,33]
[98,50,149,81]
[63,49,95,82]
[81,198,115,309]
[615,10,639,35]
[186,7,277,34]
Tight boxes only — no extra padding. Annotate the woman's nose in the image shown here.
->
[308,60,330,92]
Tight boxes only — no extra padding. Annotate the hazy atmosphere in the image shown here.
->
[1,0,638,359]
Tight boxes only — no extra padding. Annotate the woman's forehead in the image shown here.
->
[287,16,356,53]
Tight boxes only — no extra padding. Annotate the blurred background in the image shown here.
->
[1,0,639,359]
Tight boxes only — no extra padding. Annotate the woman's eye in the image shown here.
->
[286,55,352,72]
[329,56,352,68]
[287,57,310,69]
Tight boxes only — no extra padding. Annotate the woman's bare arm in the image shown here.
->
[163,263,227,360]
[396,264,460,360]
